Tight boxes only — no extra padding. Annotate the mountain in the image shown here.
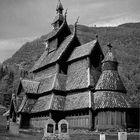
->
[118,22,140,29]
[1,22,140,107]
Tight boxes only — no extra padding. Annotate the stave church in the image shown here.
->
[9,0,139,130]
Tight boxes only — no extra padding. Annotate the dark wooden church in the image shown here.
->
[9,0,138,130]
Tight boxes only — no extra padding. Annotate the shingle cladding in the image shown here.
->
[52,14,64,24]
[32,34,73,72]
[90,66,101,88]
[68,40,97,61]
[38,74,56,93]
[31,94,65,112]
[94,49,132,110]
[18,95,27,112]
[31,50,48,72]
[44,14,67,41]
[95,70,126,92]
[94,91,132,109]
[21,98,37,113]
[54,73,67,91]
[31,95,52,113]
[49,35,73,64]
[21,79,40,93]
[34,65,57,81]
[51,95,65,111]
[66,59,89,90]
[38,73,67,93]
[65,91,90,110]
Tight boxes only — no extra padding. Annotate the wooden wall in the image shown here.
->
[66,114,91,129]
[95,111,126,130]
[30,116,49,129]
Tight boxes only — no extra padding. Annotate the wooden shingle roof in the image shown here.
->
[68,40,97,62]
[31,50,48,72]
[52,13,64,24]
[38,74,57,93]
[31,95,52,113]
[38,73,67,93]
[64,91,90,111]
[95,70,126,92]
[51,95,65,111]
[32,34,74,72]
[31,94,65,112]
[21,98,36,113]
[21,79,40,93]
[94,91,132,110]
[44,14,69,41]
[18,95,27,112]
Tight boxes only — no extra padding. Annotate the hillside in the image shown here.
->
[1,22,140,107]
[118,22,140,29]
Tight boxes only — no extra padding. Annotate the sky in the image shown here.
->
[0,0,140,63]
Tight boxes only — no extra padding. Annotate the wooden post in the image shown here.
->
[124,112,126,128]
[49,112,52,118]
[89,109,93,129]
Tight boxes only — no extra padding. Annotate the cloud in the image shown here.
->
[0,0,140,62]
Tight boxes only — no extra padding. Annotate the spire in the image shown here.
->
[95,44,126,93]
[56,0,64,14]
[52,0,64,28]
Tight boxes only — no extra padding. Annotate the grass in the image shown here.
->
[0,125,139,140]
[0,116,139,140]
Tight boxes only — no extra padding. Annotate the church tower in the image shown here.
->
[94,44,132,130]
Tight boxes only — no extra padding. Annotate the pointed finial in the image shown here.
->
[107,43,112,51]
[75,16,79,27]
[73,17,80,35]
[64,9,68,18]
[56,0,63,13]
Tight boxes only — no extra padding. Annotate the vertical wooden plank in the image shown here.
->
[115,111,117,126]
[109,112,111,125]
[80,118,82,128]
[81,118,83,128]
[89,110,93,129]
[124,112,126,127]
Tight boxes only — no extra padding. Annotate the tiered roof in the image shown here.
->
[19,94,66,113]
[32,27,74,72]
[94,91,132,109]
[20,73,67,94]
[21,79,40,93]
[95,70,126,92]
[94,45,132,109]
